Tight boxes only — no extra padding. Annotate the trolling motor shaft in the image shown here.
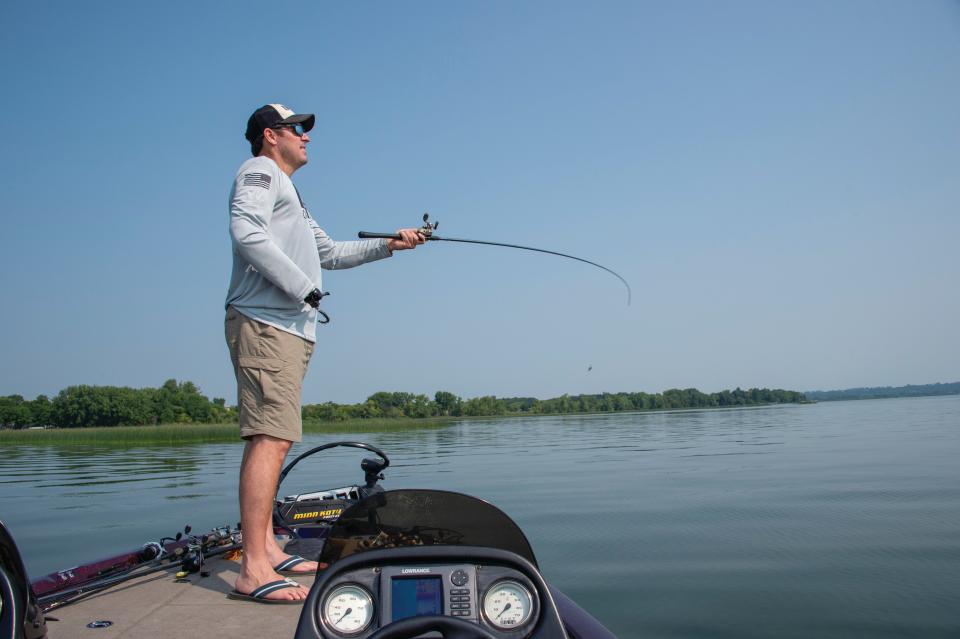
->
[359,213,632,305]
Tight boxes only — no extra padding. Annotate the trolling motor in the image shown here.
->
[361,454,389,489]
[273,442,390,539]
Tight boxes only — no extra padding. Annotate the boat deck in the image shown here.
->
[45,553,314,639]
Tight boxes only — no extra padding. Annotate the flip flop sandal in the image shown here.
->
[274,555,315,574]
[227,578,304,604]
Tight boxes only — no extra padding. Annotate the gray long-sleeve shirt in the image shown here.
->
[225,156,391,342]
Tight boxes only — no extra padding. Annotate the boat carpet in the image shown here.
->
[43,553,315,639]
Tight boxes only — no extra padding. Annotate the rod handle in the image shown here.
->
[358,231,401,239]
[358,231,438,241]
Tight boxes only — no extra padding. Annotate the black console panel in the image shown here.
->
[295,546,568,639]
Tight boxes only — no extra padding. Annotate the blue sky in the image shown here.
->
[1,1,957,404]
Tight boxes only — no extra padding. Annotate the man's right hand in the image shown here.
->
[387,228,427,252]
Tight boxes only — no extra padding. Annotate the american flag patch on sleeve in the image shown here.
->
[242,172,271,189]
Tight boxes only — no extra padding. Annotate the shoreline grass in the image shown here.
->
[0,418,452,446]
[0,401,809,446]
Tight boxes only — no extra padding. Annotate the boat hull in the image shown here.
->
[1,520,47,639]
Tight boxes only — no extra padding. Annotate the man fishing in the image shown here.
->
[224,104,424,603]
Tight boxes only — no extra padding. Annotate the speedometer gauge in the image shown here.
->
[482,580,534,629]
[322,584,374,636]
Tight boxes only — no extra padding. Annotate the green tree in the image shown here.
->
[433,391,461,416]
[0,395,31,428]
[29,395,53,426]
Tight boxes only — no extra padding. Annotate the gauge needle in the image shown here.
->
[337,608,353,623]
[497,603,512,619]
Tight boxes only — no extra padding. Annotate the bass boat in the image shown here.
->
[1,442,615,638]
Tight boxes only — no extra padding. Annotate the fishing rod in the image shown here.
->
[359,214,632,306]
[38,525,241,612]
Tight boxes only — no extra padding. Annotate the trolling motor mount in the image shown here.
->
[273,442,391,538]
[362,457,388,489]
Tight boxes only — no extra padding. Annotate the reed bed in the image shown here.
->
[304,418,451,434]
[0,418,451,446]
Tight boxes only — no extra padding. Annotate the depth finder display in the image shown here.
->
[391,577,443,621]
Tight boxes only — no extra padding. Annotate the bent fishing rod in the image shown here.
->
[359,214,632,306]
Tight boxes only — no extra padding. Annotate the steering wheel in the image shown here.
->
[366,616,499,639]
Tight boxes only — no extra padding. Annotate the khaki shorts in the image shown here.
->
[225,306,314,442]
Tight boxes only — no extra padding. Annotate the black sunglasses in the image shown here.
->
[271,123,307,137]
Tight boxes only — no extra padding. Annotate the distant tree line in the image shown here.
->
[302,387,808,421]
[805,382,959,402]
[0,380,234,428]
[1,383,807,429]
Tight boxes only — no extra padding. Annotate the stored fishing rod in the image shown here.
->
[359,214,632,306]
[38,524,241,612]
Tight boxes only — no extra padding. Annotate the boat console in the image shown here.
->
[293,490,573,639]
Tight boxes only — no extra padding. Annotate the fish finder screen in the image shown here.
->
[391,576,443,621]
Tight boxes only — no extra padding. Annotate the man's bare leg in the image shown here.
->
[235,434,307,600]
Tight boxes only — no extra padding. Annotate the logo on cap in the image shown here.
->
[269,104,295,119]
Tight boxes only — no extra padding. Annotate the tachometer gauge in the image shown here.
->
[482,580,534,629]
[322,584,374,636]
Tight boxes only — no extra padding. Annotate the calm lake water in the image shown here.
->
[2,396,959,638]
